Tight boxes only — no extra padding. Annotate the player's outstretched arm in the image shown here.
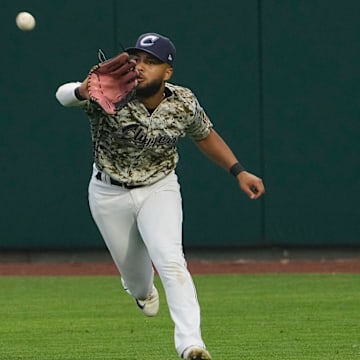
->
[195,129,265,199]
[55,80,89,107]
[56,52,137,113]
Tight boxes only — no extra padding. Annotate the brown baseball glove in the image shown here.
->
[88,52,137,114]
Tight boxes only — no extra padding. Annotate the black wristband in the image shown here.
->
[74,86,86,101]
[229,162,246,177]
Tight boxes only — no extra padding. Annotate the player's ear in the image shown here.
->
[164,66,173,81]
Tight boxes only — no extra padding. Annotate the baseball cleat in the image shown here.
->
[135,285,159,317]
[183,346,212,360]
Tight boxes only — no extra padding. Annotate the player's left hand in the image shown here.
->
[237,171,265,199]
[88,52,138,114]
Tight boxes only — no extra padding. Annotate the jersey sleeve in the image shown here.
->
[185,98,213,141]
[55,82,87,107]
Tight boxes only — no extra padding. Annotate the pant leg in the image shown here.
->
[136,173,205,356]
[88,172,154,299]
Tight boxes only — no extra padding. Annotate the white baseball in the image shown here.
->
[16,12,36,31]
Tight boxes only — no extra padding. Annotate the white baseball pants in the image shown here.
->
[88,165,205,356]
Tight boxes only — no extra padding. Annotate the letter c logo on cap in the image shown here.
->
[140,35,159,47]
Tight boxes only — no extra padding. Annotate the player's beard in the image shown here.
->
[136,79,163,99]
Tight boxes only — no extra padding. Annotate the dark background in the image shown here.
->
[1,0,359,250]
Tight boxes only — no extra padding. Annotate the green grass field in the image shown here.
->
[0,274,359,359]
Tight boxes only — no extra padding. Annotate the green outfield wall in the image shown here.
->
[1,0,359,249]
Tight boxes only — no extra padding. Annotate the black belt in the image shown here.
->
[95,171,143,189]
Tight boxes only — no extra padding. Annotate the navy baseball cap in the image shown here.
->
[126,33,176,66]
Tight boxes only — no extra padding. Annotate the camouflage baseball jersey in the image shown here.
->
[81,83,213,185]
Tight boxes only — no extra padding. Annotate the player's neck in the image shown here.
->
[139,90,166,111]
[139,92,165,109]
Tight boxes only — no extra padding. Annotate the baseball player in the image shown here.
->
[56,32,265,360]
